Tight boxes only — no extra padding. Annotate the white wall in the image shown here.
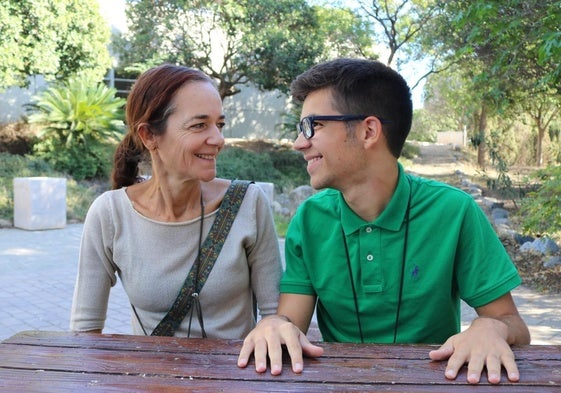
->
[0,76,289,140]
[222,85,290,139]
[436,131,466,147]
[0,76,47,124]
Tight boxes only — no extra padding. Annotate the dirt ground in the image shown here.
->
[0,122,38,155]
[407,142,561,295]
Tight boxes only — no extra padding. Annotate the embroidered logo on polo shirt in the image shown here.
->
[411,264,420,281]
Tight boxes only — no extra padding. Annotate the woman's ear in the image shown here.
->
[138,124,157,151]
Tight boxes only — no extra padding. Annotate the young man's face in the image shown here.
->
[293,88,366,191]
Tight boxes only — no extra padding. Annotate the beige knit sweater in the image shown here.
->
[70,183,282,338]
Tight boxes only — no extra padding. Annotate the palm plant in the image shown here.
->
[27,76,125,180]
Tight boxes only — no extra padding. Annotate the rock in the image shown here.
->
[480,197,501,208]
[544,256,561,268]
[288,186,316,216]
[520,237,560,255]
[271,200,289,217]
[491,208,509,220]
[514,233,534,245]
[467,187,482,198]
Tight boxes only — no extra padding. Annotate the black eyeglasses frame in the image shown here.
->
[297,115,391,139]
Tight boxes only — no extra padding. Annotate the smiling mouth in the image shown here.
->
[307,156,322,164]
[196,154,216,161]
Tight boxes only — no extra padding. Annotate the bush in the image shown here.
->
[519,166,561,238]
[267,148,309,190]
[0,153,103,223]
[0,139,308,226]
[217,146,282,183]
[27,76,125,180]
[401,141,420,160]
[217,141,308,192]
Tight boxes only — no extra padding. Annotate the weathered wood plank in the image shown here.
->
[7,331,560,360]
[1,341,559,386]
[1,331,560,392]
[1,368,560,393]
[5,331,435,358]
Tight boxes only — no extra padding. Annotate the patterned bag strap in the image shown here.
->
[151,180,252,336]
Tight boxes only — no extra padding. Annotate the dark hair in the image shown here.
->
[290,58,412,158]
[111,64,214,189]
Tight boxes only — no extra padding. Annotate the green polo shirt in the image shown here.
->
[281,163,521,344]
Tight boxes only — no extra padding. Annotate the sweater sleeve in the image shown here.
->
[70,193,118,332]
[247,184,282,318]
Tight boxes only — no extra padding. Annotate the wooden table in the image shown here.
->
[0,331,559,392]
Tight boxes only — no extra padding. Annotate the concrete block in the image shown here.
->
[13,177,67,230]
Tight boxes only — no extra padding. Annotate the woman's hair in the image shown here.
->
[111,64,213,189]
[290,58,413,158]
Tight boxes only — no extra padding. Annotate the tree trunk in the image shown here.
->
[477,105,487,169]
[536,125,545,167]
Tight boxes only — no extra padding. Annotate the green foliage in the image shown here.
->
[273,213,291,237]
[0,153,51,220]
[217,147,281,182]
[357,0,438,67]
[0,0,112,90]
[277,104,301,140]
[476,127,544,204]
[519,166,561,237]
[431,0,560,97]
[216,144,308,192]
[401,141,420,160]
[115,0,371,100]
[536,2,561,86]
[409,109,437,142]
[0,153,101,222]
[420,1,561,168]
[309,5,376,59]
[27,76,125,180]
[0,141,307,225]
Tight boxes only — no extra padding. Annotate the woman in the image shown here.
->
[70,64,282,338]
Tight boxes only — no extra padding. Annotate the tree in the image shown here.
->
[524,90,561,167]
[0,0,112,90]
[420,0,561,168]
[421,68,475,134]
[314,5,376,60]
[115,0,373,100]
[525,0,561,88]
[356,0,441,92]
[357,0,436,65]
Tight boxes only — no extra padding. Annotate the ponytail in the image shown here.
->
[111,133,146,190]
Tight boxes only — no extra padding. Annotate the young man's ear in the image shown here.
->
[362,116,383,148]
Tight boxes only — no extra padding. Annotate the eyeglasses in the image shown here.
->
[297,115,391,139]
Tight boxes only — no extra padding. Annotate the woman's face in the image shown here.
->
[153,81,225,183]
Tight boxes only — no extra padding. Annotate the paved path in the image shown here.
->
[1,223,560,344]
[0,224,130,340]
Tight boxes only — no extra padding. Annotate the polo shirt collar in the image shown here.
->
[340,162,411,235]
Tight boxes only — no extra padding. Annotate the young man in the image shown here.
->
[238,58,530,384]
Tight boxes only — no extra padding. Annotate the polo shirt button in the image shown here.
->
[365,227,372,233]
[366,254,374,261]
